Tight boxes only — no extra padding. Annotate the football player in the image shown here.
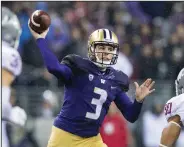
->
[28,25,155,147]
[2,7,27,147]
[160,68,184,147]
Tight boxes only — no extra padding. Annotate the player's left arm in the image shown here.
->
[114,92,143,123]
[114,78,155,123]
[159,115,182,147]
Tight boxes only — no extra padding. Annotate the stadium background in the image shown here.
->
[2,1,184,147]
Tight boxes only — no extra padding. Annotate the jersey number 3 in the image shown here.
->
[85,87,107,120]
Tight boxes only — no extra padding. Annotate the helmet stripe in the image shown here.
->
[103,29,106,39]
[104,29,110,39]
[109,30,112,39]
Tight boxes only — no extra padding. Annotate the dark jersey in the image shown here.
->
[36,38,143,137]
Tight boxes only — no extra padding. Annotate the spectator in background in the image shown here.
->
[176,23,184,43]
[2,1,183,85]
[138,44,155,79]
[27,68,57,88]
[142,100,167,147]
[131,35,142,58]
[47,11,70,61]
[21,37,44,68]
[35,2,48,11]
[42,90,58,118]
[25,69,57,117]
[169,2,184,27]
[152,46,168,80]
[125,2,151,24]
[113,44,133,78]
[61,26,87,59]
[140,24,152,44]
[100,103,135,147]
[16,3,32,53]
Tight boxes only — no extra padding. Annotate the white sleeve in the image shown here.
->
[2,44,22,76]
[2,86,12,119]
[164,94,184,125]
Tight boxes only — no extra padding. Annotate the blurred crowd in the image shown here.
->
[2,1,184,83]
[2,1,184,147]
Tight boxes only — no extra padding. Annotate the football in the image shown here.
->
[29,10,51,34]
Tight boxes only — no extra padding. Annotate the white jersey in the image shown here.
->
[164,93,184,125]
[2,41,22,147]
[2,41,22,76]
[2,87,11,147]
[2,87,27,147]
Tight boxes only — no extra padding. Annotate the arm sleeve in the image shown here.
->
[36,38,72,81]
[114,92,143,123]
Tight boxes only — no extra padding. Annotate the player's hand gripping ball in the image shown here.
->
[29,10,51,34]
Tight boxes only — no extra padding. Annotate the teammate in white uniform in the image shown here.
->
[2,7,27,147]
[159,68,184,147]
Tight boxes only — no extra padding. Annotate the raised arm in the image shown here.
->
[28,22,72,81]
[36,38,72,81]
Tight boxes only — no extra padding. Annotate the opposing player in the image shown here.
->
[29,24,155,147]
[2,7,27,147]
[159,68,184,147]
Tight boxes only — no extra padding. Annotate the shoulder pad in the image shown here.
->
[61,54,80,67]
[111,68,129,92]
[61,54,89,73]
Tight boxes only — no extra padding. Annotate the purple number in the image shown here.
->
[10,54,19,68]
[164,102,172,115]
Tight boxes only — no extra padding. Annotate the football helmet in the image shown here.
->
[2,7,22,50]
[175,68,184,95]
[88,29,119,68]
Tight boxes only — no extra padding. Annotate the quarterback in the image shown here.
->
[29,25,155,147]
[2,7,27,147]
[160,68,184,147]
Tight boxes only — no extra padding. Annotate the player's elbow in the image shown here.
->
[127,117,138,123]
[47,67,54,74]
[124,114,139,123]
[47,66,59,75]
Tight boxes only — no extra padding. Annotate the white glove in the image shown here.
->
[9,106,27,127]
[28,19,49,39]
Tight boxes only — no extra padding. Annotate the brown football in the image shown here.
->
[29,10,51,34]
